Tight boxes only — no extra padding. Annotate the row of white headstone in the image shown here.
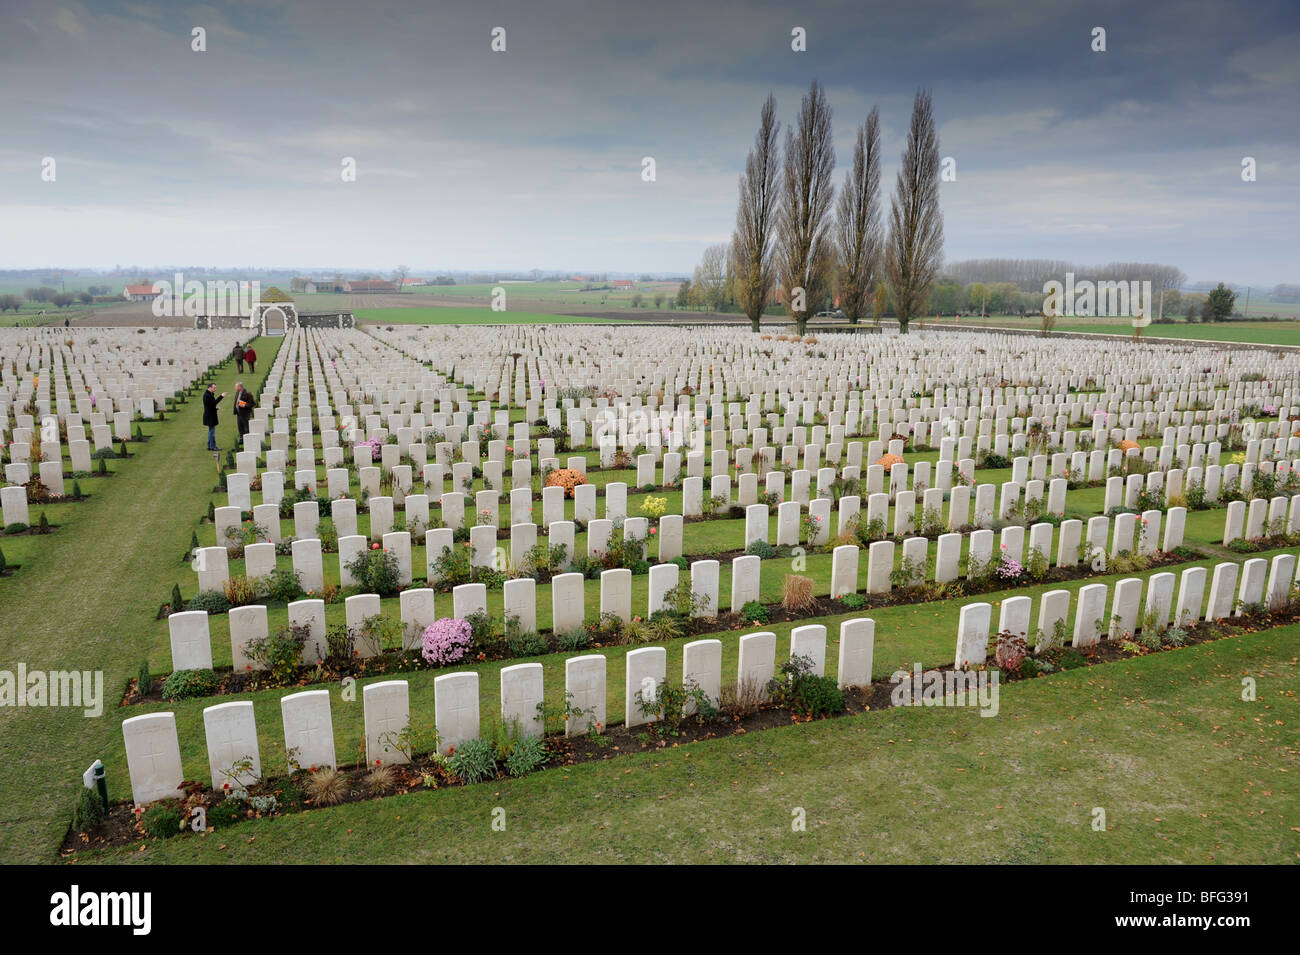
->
[131,617,878,806]
[953,553,1296,667]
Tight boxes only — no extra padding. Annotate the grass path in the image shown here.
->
[0,337,278,863]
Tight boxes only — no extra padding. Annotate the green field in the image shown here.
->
[353,307,632,325]
[933,316,1300,347]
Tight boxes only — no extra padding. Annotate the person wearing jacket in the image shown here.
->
[202,383,226,451]
[234,381,256,438]
[232,341,245,373]
[243,345,258,373]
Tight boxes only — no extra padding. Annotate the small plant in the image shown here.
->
[223,574,259,607]
[421,617,474,665]
[640,496,667,519]
[366,763,396,794]
[264,567,304,602]
[781,574,815,612]
[505,735,548,777]
[73,785,106,832]
[739,600,770,623]
[1162,626,1188,647]
[634,676,716,734]
[161,668,220,701]
[889,555,925,589]
[556,627,591,651]
[1024,546,1049,581]
[139,803,184,839]
[767,654,845,717]
[447,737,498,784]
[243,624,310,685]
[720,676,766,719]
[745,539,778,559]
[305,767,347,806]
[136,659,151,695]
[839,592,867,609]
[994,630,1027,676]
[345,547,402,595]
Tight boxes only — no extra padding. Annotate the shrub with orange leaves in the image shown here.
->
[877,453,905,470]
[1117,439,1140,452]
[545,467,589,498]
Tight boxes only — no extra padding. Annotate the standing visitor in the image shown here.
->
[232,341,245,372]
[234,381,256,439]
[243,344,258,374]
[202,383,226,451]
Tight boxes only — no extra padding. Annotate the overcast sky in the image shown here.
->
[1,0,1296,285]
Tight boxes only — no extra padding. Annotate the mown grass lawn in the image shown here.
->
[0,338,280,864]
[72,626,1299,864]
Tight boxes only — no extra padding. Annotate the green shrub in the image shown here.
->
[790,674,846,717]
[838,593,867,609]
[4,522,28,535]
[1136,628,1161,651]
[243,624,309,684]
[161,668,221,701]
[768,655,846,717]
[72,785,105,832]
[447,737,498,784]
[345,547,402,595]
[265,568,304,603]
[136,660,151,694]
[1162,626,1188,647]
[505,735,548,777]
[140,803,184,838]
[745,540,778,559]
[739,600,770,623]
[186,589,231,614]
[170,582,183,611]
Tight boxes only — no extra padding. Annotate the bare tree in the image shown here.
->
[834,107,883,325]
[392,264,410,291]
[731,94,782,333]
[778,81,836,337]
[694,243,729,311]
[885,89,944,334]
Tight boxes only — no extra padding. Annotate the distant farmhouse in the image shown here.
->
[401,277,427,287]
[290,276,344,294]
[345,279,398,293]
[123,283,161,302]
[611,279,635,290]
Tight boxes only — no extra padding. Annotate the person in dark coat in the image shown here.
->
[243,345,258,373]
[232,341,245,373]
[202,383,226,451]
[233,381,256,439]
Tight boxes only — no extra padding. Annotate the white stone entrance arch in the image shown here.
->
[250,303,298,336]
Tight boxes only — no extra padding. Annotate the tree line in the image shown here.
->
[693,82,945,334]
